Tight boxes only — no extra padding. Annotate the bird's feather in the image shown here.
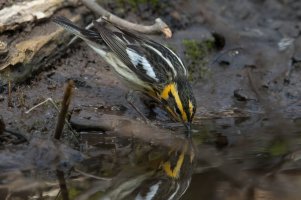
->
[53,17,187,86]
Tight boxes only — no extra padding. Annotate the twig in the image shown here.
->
[246,67,261,100]
[54,80,74,140]
[56,170,69,200]
[81,0,172,38]
[210,47,244,66]
[25,98,54,114]
[74,168,112,181]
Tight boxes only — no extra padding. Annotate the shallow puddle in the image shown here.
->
[1,115,301,199]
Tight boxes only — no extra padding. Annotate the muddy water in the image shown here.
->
[1,0,301,199]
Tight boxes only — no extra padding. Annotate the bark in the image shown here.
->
[0,0,79,33]
[0,14,83,83]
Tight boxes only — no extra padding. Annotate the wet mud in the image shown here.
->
[1,0,301,199]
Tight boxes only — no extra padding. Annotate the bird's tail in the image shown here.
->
[53,16,106,56]
[53,16,100,40]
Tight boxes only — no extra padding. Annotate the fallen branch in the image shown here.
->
[82,0,172,38]
[0,14,82,81]
[70,113,187,149]
[0,0,79,33]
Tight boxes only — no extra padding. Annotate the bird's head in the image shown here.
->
[160,78,196,129]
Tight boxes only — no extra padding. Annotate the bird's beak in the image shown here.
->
[185,122,191,131]
[184,122,192,138]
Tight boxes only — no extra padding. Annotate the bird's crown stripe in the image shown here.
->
[162,144,187,179]
[160,83,187,121]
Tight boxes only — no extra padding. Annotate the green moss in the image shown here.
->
[68,187,81,199]
[182,39,215,80]
[88,191,105,200]
[267,139,289,156]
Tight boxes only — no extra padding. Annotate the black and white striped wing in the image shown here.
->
[125,44,175,83]
[142,41,188,77]
[108,26,188,77]
[93,20,188,85]
[53,16,188,86]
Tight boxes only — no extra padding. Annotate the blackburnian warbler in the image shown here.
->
[53,16,196,129]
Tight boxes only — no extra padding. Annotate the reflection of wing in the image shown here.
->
[99,139,194,200]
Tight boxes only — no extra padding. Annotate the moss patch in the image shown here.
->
[183,39,215,81]
[267,138,289,156]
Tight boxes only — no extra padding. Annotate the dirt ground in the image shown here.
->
[1,0,301,199]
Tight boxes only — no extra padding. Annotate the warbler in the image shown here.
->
[53,16,196,129]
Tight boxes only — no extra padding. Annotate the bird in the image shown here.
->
[53,16,196,129]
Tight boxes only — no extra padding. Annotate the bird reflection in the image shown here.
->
[74,134,196,200]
